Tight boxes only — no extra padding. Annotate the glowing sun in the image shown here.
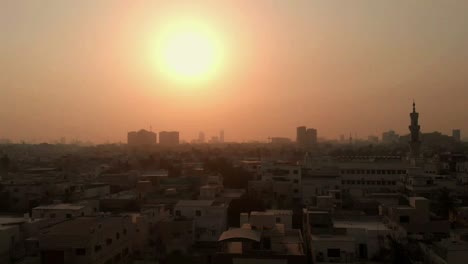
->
[154,20,223,83]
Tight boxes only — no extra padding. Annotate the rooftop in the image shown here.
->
[176,200,215,207]
[334,220,390,231]
[34,203,86,211]
[219,228,261,242]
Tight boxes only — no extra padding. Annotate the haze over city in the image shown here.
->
[2,0,468,143]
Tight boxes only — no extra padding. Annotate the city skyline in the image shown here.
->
[2,1,468,143]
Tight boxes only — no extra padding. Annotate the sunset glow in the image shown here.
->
[153,20,223,83]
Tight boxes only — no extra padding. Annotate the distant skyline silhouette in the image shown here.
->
[2,1,468,143]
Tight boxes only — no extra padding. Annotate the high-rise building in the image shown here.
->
[453,129,461,142]
[297,126,317,148]
[159,131,179,145]
[296,126,307,147]
[198,132,205,143]
[219,130,224,143]
[127,129,157,146]
[306,128,317,147]
[409,101,421,162]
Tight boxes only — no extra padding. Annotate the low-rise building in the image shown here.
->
[174,200,228,243]
[213,224,307,264]
[38,216,133,264]
[381,197,450,239]
[32,200,99,220]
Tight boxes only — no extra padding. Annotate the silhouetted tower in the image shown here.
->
[220,130,224,143]
[409,101,421,162]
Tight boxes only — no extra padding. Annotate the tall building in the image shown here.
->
[296,126,307,147]
[198,131,205,143]
[409,101,421,162]
[159,131,179,145]
[127,129,157,146]
[219,130,224,143]
[296,126,317,148]
[453,129,461,142]
[306,128,317,146]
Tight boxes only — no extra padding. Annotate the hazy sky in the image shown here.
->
[2,0,468,143]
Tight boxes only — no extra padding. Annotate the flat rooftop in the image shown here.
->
[176,200,215,207]
[34,203,86,211]
[334,220,390,231]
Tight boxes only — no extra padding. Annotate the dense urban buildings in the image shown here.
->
[3,1,468,264]
[159,131,180,146]
[1,102,468,264]
[127,129,157,146]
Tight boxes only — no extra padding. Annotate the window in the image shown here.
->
[293,170,298,175]
[328,248,341,258]
[75,248,86,256]
[66,214,72,219]
[276,217,281,223]
[400,215,410,223]
[123,228,127,235]
[116,232,120,240]
[175,210,181,217]
[94,245,102,252]
[106,238,112,245]
[195,210,201,217]
[50,213,56,218]
[293,179,299,184]
[294,189,299,193]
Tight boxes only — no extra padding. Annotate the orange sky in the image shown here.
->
[1,1,468,143]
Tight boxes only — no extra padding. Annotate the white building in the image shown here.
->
[174,200,228,242]
[261,162,302,201]
[32,200,99,220]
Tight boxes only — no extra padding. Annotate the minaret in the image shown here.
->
[409,100,421,163]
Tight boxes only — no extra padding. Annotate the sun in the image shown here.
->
[153,20,223,83]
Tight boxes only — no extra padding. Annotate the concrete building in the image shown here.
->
[260,162,302,202]
[303,210,390,263]
[155,217,194,255]
[296,126,317,148]
[240,210,293,231]
[380,197,450,238]
[220,130,225,143]
[214,224,307,264]
[335,156,406,197]
[453,129,462,142]
[127,129,157,146]
[32,200,99,220]
[159,131,179,146]
[302,166,341,206]
[428,231,468,264]
[38,216,133,264]
[174,200,228,242]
